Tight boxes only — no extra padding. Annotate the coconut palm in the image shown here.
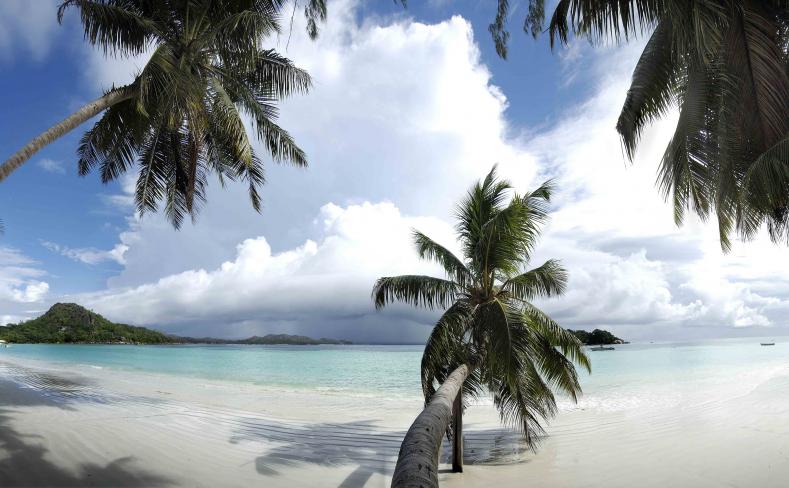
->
[372,166,590,454]
[0,0,310,228]
[484,0,789,250]
[595,0,788,250]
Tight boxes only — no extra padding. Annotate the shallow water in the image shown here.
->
[2,338,788,405]
[0,343,424,396]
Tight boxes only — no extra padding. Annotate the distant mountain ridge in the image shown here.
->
[0,303,352,345]
[175,334,352,345]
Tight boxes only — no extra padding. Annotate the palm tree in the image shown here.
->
[0,0,310,228]
[373,166,590,469]
[484,0,789,250]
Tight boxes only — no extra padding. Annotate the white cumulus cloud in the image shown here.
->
[37,158,65,174]
[81,202,454,342]
[42,241,129,265]
[52,0,789,342]
[0,247,49,323]
[0,0,60,61]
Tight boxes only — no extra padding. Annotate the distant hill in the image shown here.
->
[569,328,625,345]
[0,303,353,345]
[176,334,353,345]
[0,303,171,344]
[240,334,352,345]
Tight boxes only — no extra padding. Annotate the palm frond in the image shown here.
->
[657,62,714,231]
[483,298,530,390]
[477,180,552,277]
[208,79,254,167]
[202,9,280,59]
[77,99,139,180]
[548,0,663,47]
[372,275,457,311]
[489,0,510,59]
[528,333,583,401]
[225,49,312,100]
[503,259,568,301]
[135,43,178,117]
[743,137,789,243]
[456,166,513,253]
[522,302,591,372]
[524,0,546,39]
[421,301,474,401]
[617,19,678,160]
[412,230,471,287]
[304,0,327,39]
[135,125,168,217]
[252,114,308,167]
[547,0,789,249]
[58,0,161,56]
[726,1,789,146]
[489,361,555,449]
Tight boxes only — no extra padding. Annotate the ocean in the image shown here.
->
[2,338,787,407]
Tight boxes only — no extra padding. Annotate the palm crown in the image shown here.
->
[605,0,789,250]
[59,0,310,228]
[484,1,789,249]
[373,166,590,445]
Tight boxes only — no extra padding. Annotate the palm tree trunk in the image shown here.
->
[451,387,463,473]
[391,364,469,488]
[0,86,135,182]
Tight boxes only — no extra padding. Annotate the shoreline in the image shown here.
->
[2,344,789,487]
[0,355,524,487]
[0,341,424,346]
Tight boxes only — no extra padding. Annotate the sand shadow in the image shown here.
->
[230,416,534,487]
[231,418,401,486]
[0,375,175,487]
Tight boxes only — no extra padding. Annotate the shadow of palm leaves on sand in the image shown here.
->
[230,414,535,487]
[0,366,174,488]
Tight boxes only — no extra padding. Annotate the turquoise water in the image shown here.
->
[0,344,425,395]
[1,338,788,401]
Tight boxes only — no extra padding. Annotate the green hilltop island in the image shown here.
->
[0,303,352,345]
[568,328,627,345]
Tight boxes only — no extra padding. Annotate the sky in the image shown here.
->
[1,0,788,343]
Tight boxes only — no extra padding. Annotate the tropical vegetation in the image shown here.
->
[485,0,789,250]
[0,0,310,228]
[0,303,172,344]
[373,166,590,448]
[569,328,622,345]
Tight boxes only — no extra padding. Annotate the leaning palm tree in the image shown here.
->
[482,0,789,250]
[373,166,590,469]
[0,0,310,228]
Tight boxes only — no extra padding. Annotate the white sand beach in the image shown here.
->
[2,350,789,488]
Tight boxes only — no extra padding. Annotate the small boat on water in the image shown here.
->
[0,340,7,348]
[590,346,615,351]
[761,342,775,346]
